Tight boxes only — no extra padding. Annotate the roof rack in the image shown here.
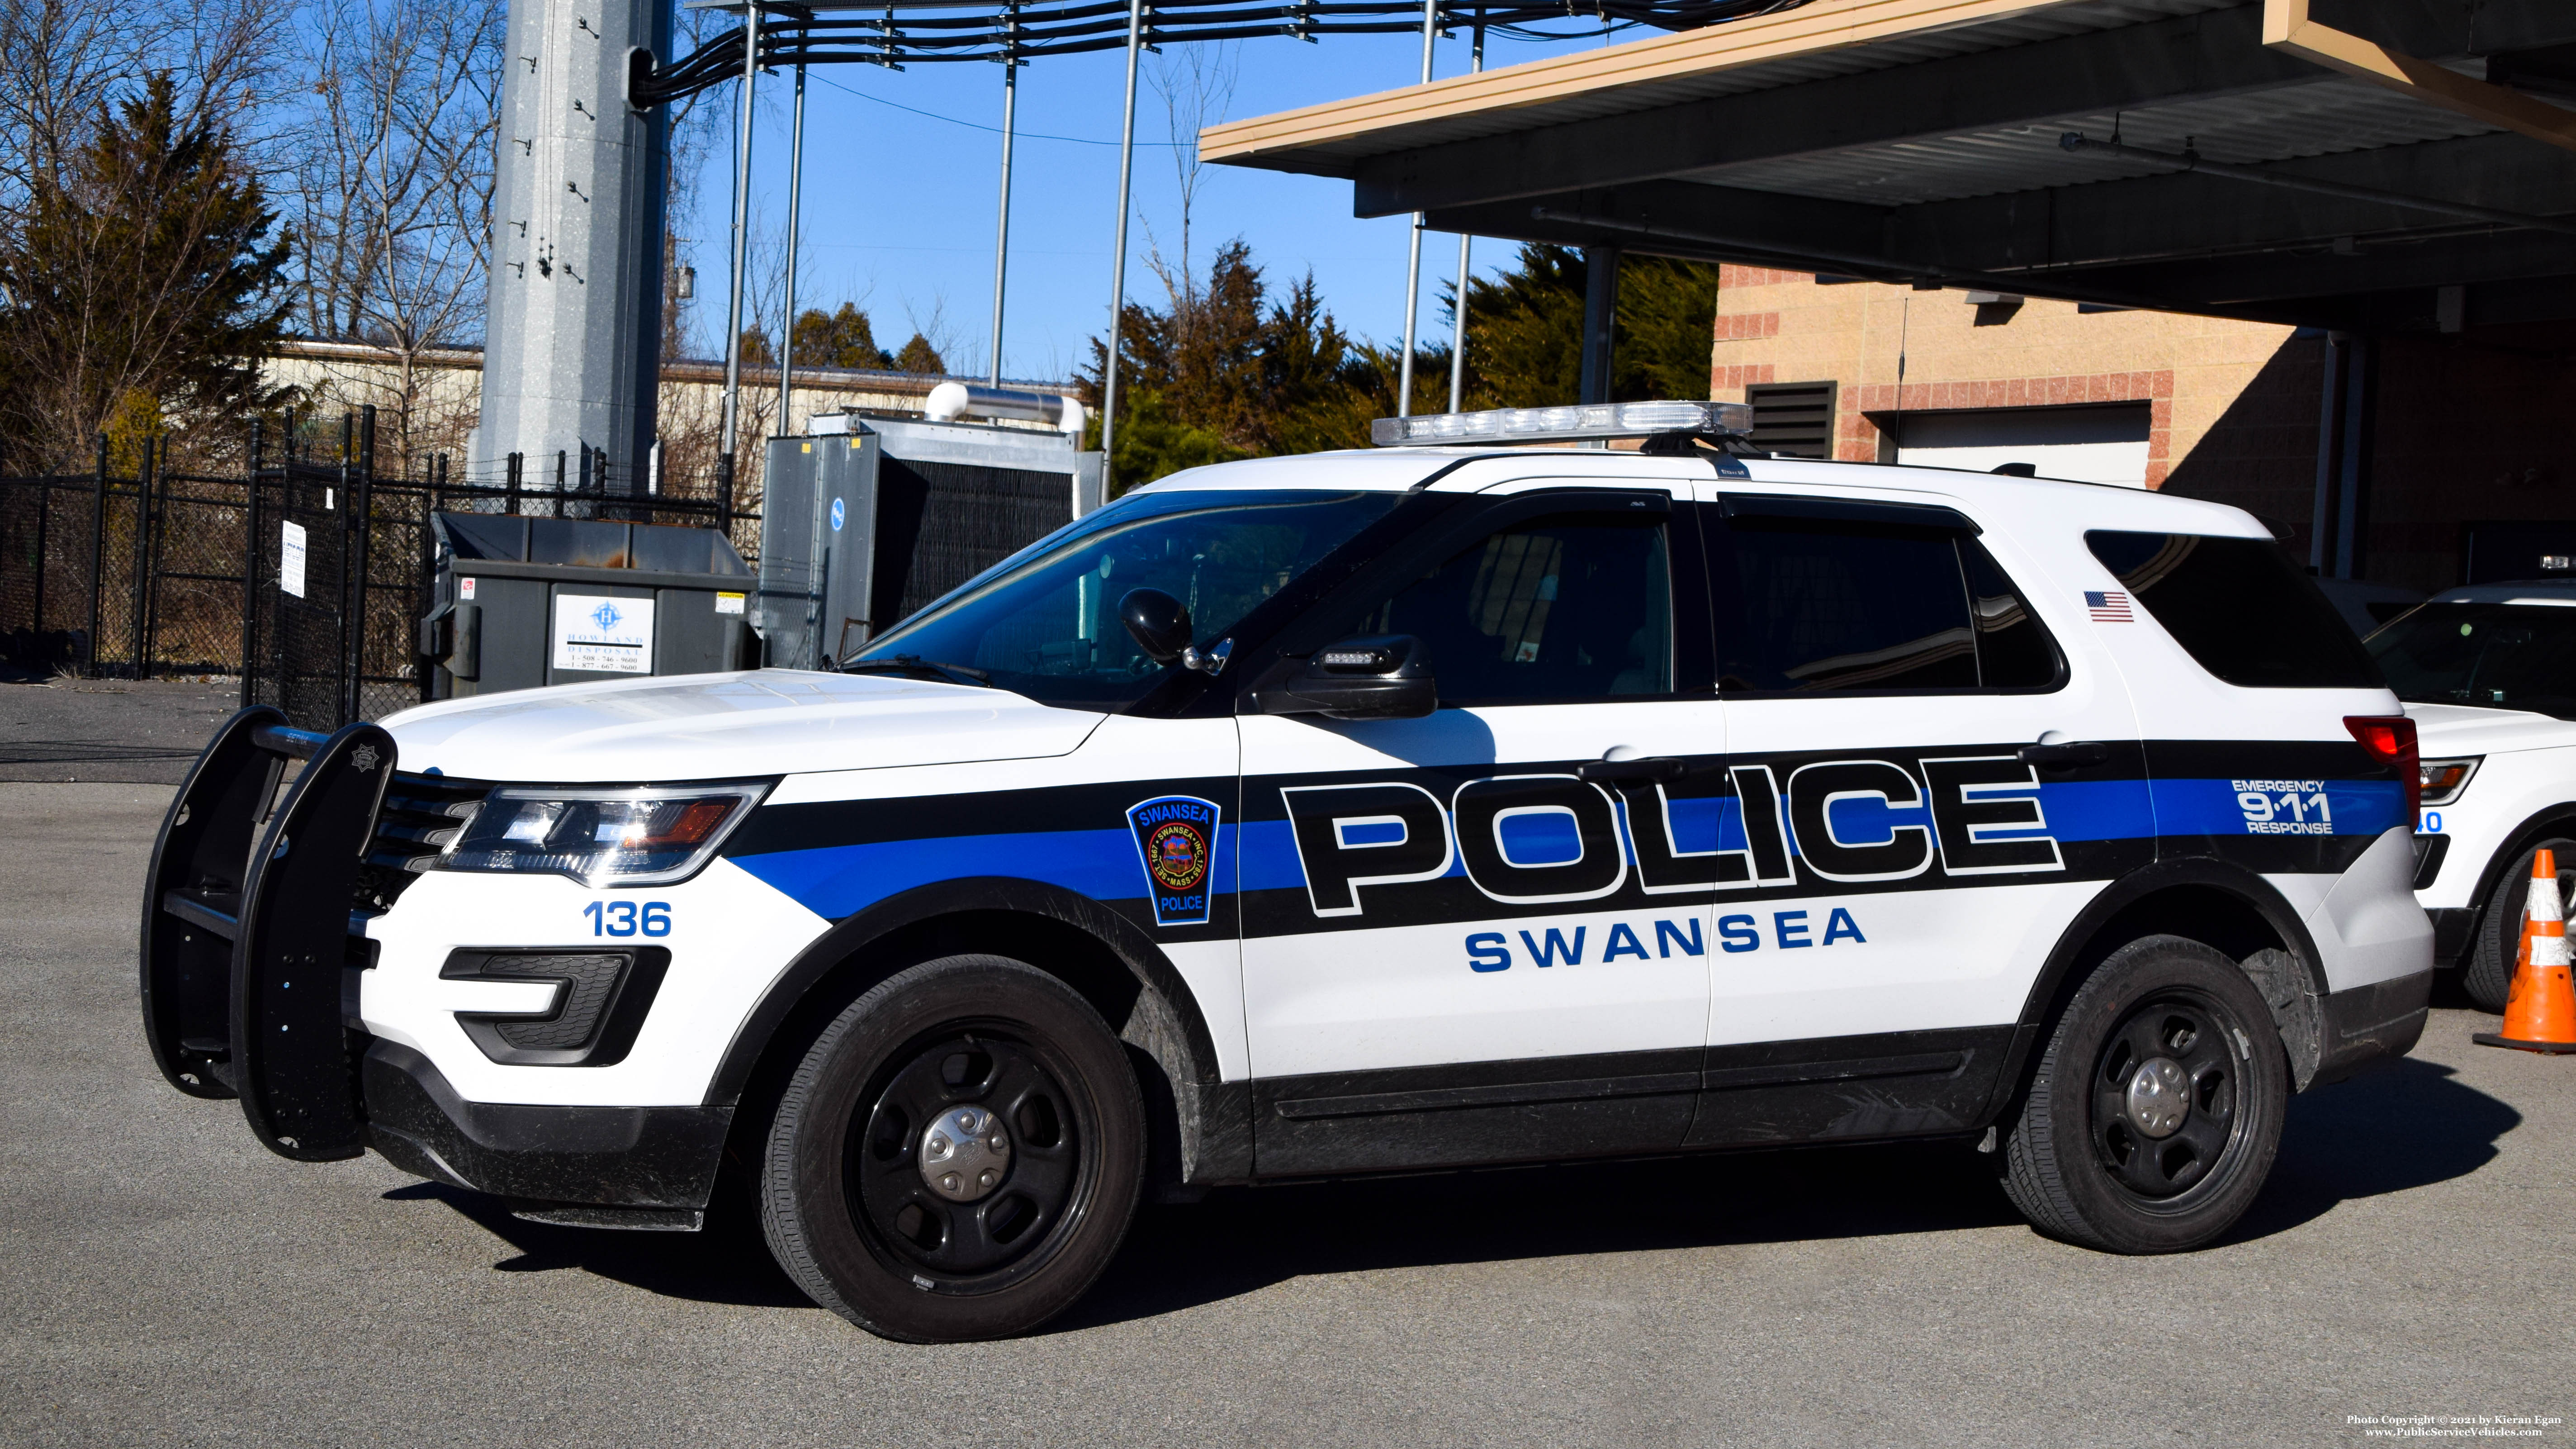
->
[1370,399,1754,448]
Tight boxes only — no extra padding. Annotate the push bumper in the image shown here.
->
[2312,970,2432,1087]
[364,1041,730,1214]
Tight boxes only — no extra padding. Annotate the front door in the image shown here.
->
[1236,486,1727,1175]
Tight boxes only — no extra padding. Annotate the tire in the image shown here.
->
[2465,838,2576,1013]
[1998,935,2288,1254]
[760,954,1146,1341]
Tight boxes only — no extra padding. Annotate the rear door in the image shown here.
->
[1236,484,1726,1175]
[1689,486,2151,1145]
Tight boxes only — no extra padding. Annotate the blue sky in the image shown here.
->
[671,22,1621,382]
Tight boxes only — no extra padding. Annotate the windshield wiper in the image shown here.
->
[839,654,994,688]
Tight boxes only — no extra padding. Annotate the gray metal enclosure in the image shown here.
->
[758,416,1103,670]
[419,513,755,699]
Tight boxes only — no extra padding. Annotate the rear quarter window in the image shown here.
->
[2084,531,2381,689]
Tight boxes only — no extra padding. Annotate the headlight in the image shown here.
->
[2419,757,2480,807]
[436,782,770,885]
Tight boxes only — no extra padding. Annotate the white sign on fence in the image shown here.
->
[553,593,655,674]
[279,522,307,598]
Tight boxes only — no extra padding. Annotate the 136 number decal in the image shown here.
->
[583,900,671,937]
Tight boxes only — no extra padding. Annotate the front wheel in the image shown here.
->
[2466,838,2576,1013]
[1998,935,2287,1254]
[760,954,1146,1341]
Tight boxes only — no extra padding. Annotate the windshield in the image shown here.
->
[2368,602,2576,718]
[851,488,1407,708]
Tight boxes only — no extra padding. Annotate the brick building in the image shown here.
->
[1706,266,2576,594]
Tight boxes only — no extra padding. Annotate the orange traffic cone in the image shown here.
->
[2475,848,2576,1054]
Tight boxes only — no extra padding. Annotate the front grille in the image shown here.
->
[358,771,492,913]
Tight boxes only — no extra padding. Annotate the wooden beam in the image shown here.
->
[2264,0,2576,152]
[1198,0,2085,172]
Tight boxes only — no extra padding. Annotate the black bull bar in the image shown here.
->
[140,707,398,1161]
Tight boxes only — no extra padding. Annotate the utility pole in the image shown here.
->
[1394,0,1437,418]
[716,5,761,523]
[1099,0,1145,485]
[474,0,672,497]
[1447,20,1482,415]
[990,29,1019,386]
[777,29,808,437]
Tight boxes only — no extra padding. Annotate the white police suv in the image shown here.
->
[142,401,2431,1342]
[2365,580,2576,1010]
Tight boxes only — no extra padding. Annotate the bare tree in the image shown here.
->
[1141,43,1238,373]
[0,0,294,233]
[284,0,505,474]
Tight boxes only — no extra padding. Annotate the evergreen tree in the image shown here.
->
[1453,244,1723,409]
[790,303,893,371]
[1079,239,1722,493]
[891,333,946,375]
[0,75,291,470]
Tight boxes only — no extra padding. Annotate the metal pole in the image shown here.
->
[990,48,1018,386]
[2308,333,2345,574]
[1099,0,1145,487]
[336,413,355,724]
[349,406,375,723]
[241,422,261,707]
[717,6,763,519]
[128,436,152,679]
[85,436,104,678]
[1447,21,1482,415]
[777,41,808,437]
[29,455,49,646]
[1394,0,1437,418]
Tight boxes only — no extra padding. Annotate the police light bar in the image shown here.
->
[1369,399,1755,447]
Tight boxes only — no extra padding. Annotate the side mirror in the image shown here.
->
[1120,588,1192,664]
[1254,635,1436,721]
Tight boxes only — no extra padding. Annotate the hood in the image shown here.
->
[2401,700,2576,755]
[379,670,1105,783]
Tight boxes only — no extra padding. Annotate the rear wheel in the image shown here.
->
[761,954,1145,1341]
[1999,936,2287,1254]
[2466,838,2576,1012]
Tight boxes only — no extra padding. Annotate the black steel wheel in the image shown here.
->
[1999,935,2287,1253]
[2466,838,2576,1013]
[761,955,1144,1341]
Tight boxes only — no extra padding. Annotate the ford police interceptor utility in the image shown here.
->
[141,400,2432,1342]
[2366,580,2576,1012]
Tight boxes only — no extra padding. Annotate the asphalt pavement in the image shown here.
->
[4,780,2570,1448]
[0,678,245,783]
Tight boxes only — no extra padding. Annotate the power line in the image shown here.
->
[806,68,1186,145]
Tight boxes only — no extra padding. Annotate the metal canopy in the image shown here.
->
[1203,0,2576,332]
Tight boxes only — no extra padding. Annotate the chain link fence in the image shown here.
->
[0,409,738,728]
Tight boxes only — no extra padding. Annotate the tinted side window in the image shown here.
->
[1720,521,1974,691]
[1346,514,1672,703]
[1717,522,2060,694]
[2084,531,2381,689]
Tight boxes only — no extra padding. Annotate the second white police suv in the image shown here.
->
[184,400,2439,1341]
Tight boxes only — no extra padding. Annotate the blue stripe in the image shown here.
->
[735,774,2406,920]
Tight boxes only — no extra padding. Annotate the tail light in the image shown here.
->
[2346,715,2420,818]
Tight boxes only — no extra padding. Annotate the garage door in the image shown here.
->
[1893,404,2152,488]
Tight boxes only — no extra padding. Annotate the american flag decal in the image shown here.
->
[2086,590,2133,622]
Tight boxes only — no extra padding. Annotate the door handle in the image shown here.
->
[2018,740,2111,769]
[1579,756,1688,784]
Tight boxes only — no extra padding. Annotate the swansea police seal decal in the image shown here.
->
[1126,795,1220,927]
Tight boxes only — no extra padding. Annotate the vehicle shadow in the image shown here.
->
[1055,1137,2022,1334]
[393,1052,2518,1330]
[2221,1055,2518,1244]
[384,1181,816,1310]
